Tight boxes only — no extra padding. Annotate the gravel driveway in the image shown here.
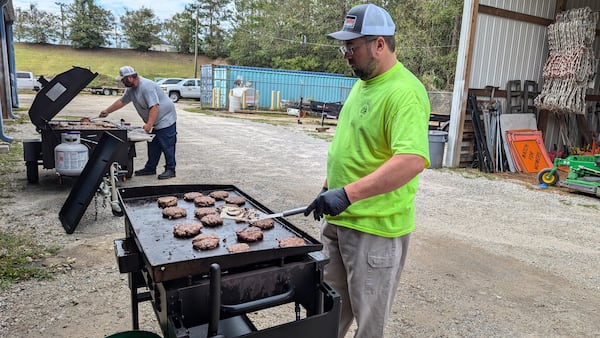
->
[0,94,598,337]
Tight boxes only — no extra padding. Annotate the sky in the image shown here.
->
[11,0,191,21]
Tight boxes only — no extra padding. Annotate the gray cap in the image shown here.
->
[118,66,136,80]
[328,4,395,41]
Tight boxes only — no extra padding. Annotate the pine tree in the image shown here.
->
[67,0,114,49]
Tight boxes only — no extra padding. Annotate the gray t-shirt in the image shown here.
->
[121,76,177,130]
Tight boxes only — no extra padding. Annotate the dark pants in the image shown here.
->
[144,123,177,171]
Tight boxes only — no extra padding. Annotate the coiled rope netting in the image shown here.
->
[535,7,598,115]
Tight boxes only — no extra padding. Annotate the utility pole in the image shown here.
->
[193,7,199,78]
[55,1,67,44]
[114,23,119,48]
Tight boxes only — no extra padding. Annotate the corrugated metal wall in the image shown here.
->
[482,0,556,17]
[469,0,555,90]
[202,64,357,109]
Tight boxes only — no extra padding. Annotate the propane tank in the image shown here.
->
[54,131,88,176]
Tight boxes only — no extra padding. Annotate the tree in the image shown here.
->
[67,0,114,49]
[227,0,270,67]
[13,4,60,44]
[55,2,69,44]
[225,0,462,90]
[161,0,232,58]
[162,5,197,53]
[196,0,233,59]
[228,0,343,72]
[120,8,161,51]
[391,0,462,90]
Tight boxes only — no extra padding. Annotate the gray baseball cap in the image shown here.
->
[117,66,137,80]
[328,4,395,41]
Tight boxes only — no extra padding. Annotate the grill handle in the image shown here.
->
[221,288,295,316]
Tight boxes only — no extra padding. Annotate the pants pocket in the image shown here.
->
[365,250,395,293]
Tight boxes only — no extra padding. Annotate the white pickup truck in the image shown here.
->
[161,78,201,103]
[16,71,41,91]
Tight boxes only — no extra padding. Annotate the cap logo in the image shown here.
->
[343,15,357,30]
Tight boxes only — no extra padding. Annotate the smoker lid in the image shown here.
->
[28,66,98,130]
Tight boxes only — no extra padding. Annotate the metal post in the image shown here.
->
[194,8,199,78]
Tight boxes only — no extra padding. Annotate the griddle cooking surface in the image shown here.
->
[119,185,321,282]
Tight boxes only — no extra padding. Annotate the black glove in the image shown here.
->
[303,187,327,219]
[304,187,351,221]
[316,186,328,197]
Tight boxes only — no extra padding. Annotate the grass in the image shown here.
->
[0,127,24,193]
[14,42,226,87]
[0,232,58,291]
[0,135,59,290]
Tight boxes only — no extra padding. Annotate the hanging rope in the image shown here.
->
[534,7,598,115]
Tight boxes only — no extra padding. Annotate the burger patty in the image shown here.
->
[209,190,229,200]
[183,192,204,201]
[194,196,216,207]
[224,196,246,206]
[248,218,275,230]
[200,214,223,227]
[192,233,220,250]
[162,206,187,219]
[157,196,178,208]
[278,237,306,247]
[173,223,203,238]
[235,226,264,242]
[194,207,216,219]
[226,243,250,253]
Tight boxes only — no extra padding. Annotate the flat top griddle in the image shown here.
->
[118,184,321,282]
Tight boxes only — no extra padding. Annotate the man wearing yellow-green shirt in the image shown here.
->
[304,4,431,337]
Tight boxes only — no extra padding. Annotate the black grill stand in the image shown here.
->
[116,239,341,338]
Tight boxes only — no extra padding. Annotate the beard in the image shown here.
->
[123,80,134,87]
[351,54,377,80]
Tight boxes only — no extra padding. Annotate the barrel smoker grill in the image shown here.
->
[115,184,341,338]
[23,66,136,184]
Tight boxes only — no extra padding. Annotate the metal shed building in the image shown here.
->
[447,0,600,168]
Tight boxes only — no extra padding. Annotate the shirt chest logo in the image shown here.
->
[359,103,369,118]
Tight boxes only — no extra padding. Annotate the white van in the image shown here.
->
[16,71,41,91]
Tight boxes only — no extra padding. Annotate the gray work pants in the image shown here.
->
[321,221,410,338]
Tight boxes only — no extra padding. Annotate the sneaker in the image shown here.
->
[158,169,176,180]
[134,168,156,176]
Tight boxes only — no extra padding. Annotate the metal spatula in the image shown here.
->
[220,206,307,222]
[255,206,308,220]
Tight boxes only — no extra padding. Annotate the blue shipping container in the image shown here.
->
[201,64,357,110]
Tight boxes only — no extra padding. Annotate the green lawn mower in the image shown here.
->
[537,154,600,197]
